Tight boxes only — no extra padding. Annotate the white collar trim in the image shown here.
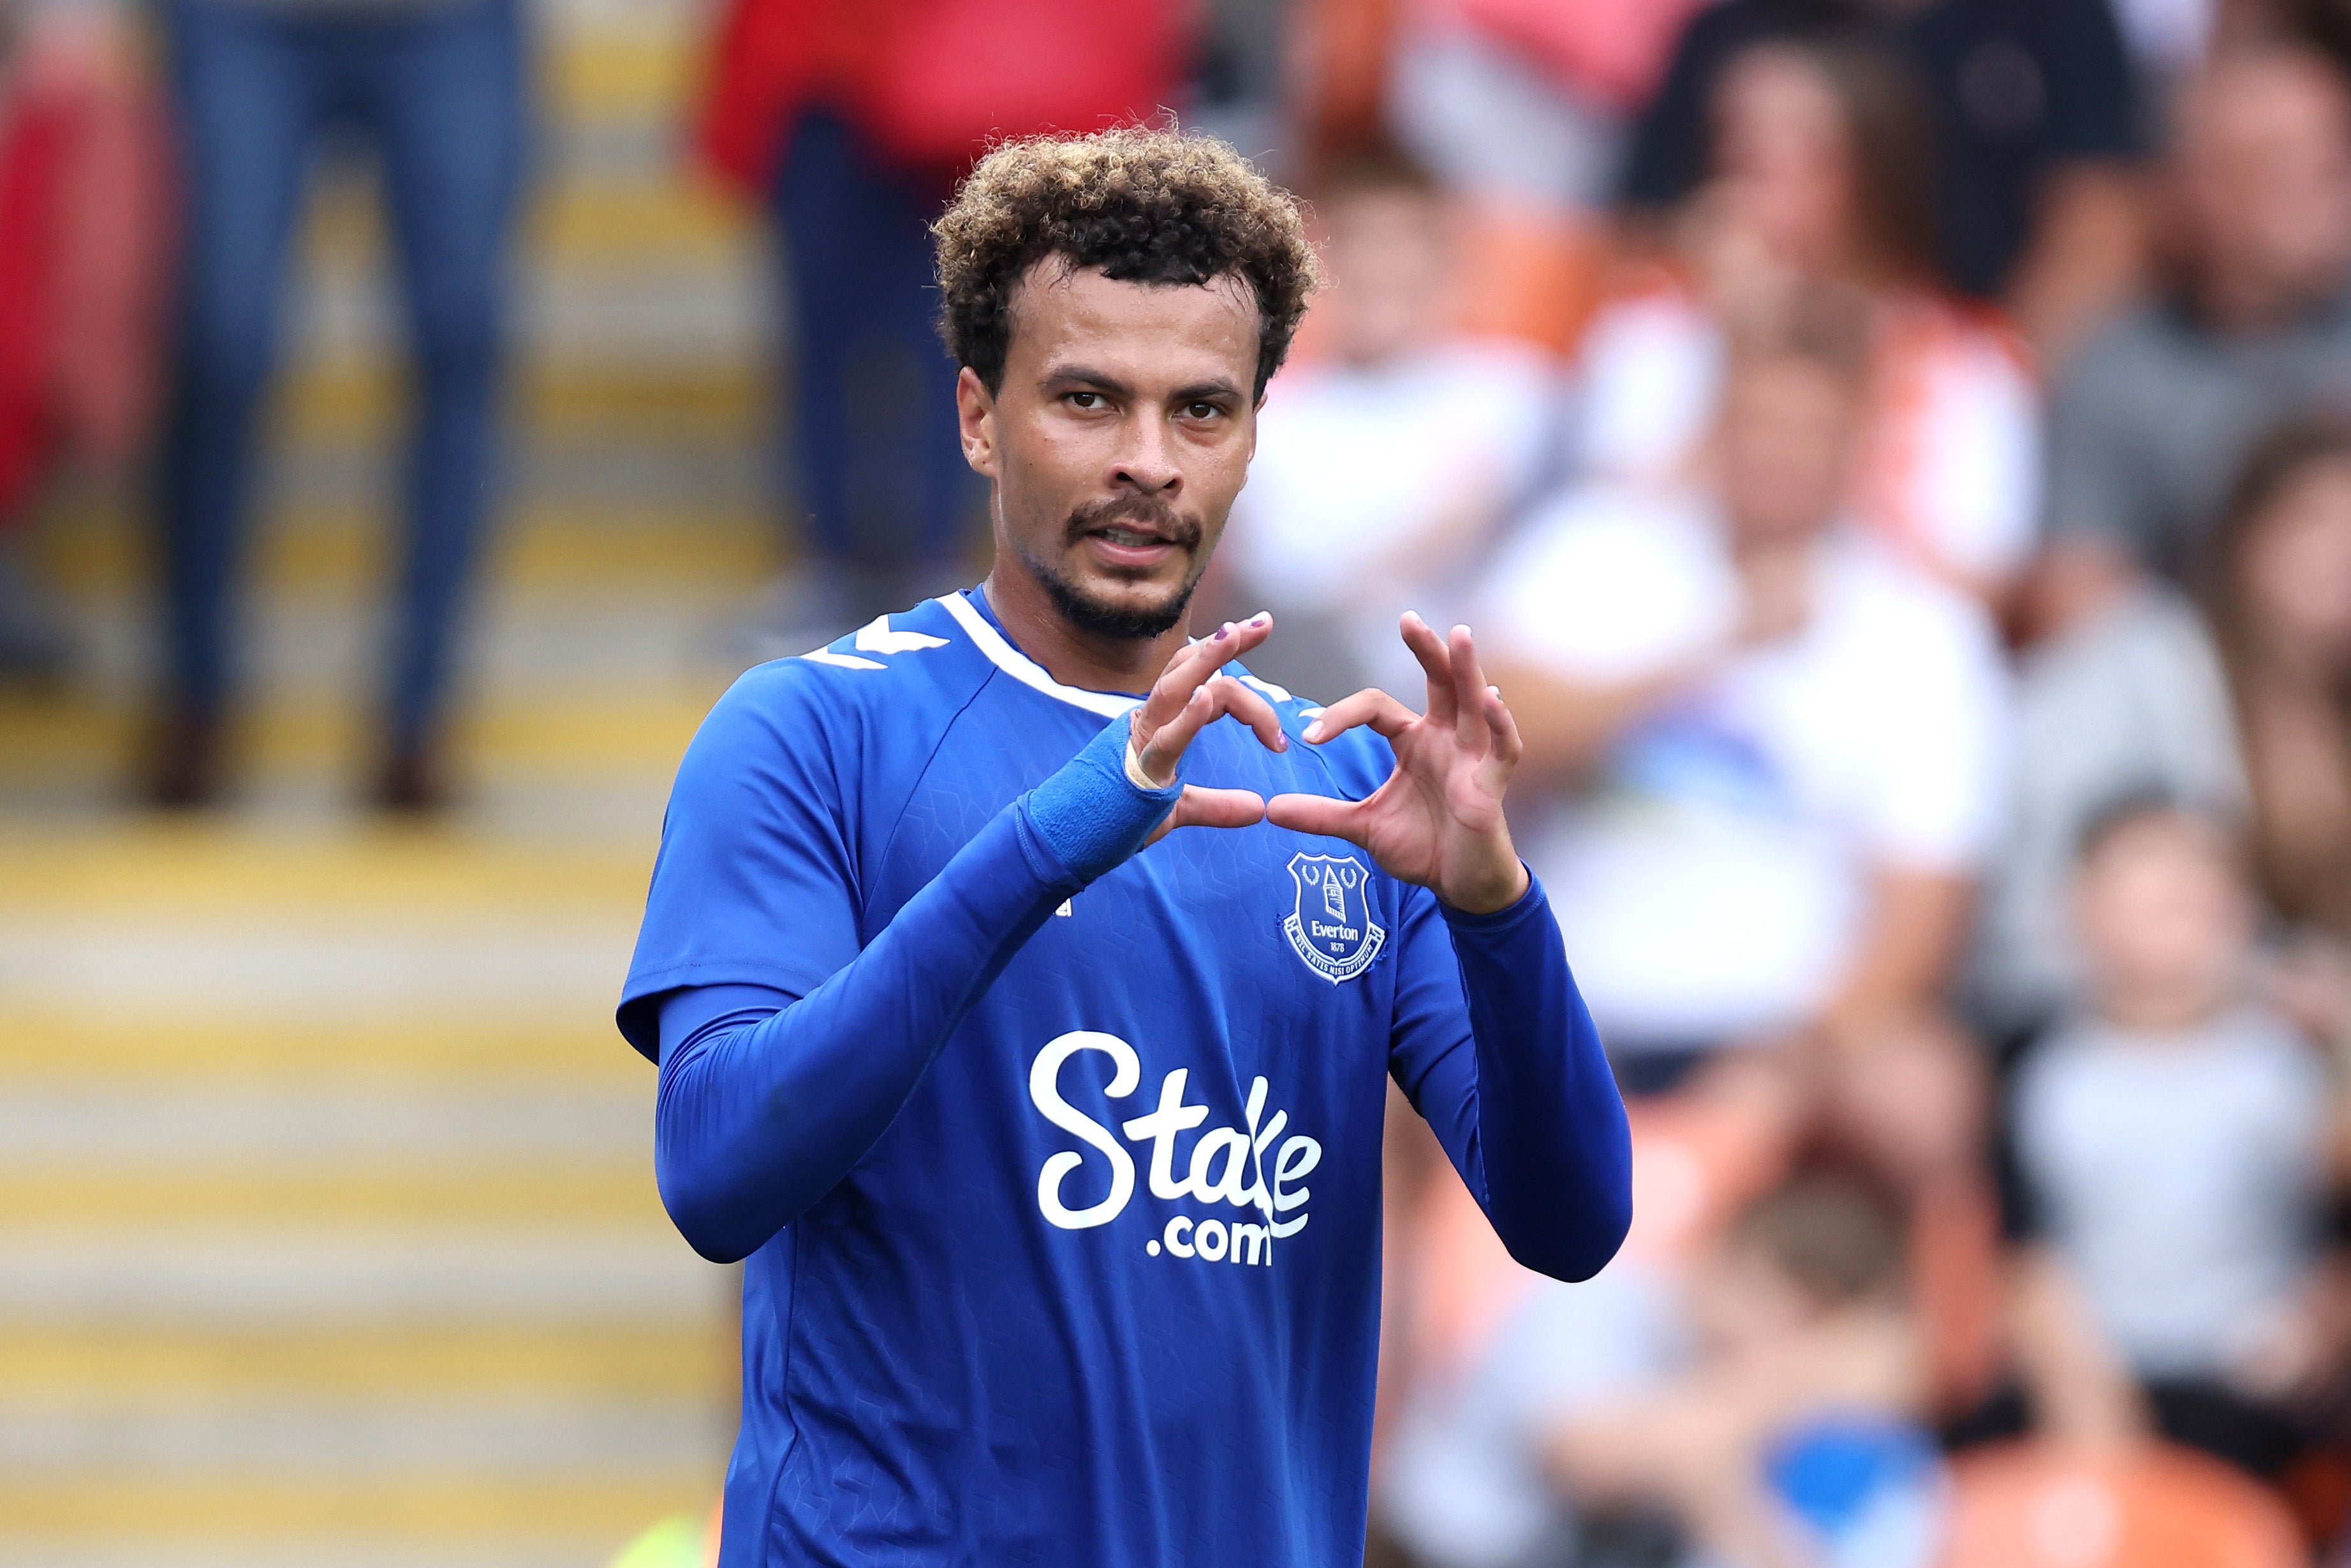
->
[937,592,1141,719]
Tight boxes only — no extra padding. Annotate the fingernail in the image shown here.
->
[1302,722,1323,742]
[1251,612,1271,626]
[1214,623,1230,641]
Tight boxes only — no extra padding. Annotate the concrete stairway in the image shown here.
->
[0,4,770,1561]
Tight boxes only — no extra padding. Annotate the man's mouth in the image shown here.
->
[1068,504,1198,572]
[1093,524,1172,548]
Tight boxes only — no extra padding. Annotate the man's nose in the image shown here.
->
[1110,414,1181,495]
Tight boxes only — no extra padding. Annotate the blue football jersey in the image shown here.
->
[622,590,1514,1565]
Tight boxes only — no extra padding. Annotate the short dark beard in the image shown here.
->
[1017,495,1207,641]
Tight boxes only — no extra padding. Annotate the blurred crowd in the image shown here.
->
[12,0,2351,1562]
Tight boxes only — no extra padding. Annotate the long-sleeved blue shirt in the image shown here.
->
[619,589,1630,1566]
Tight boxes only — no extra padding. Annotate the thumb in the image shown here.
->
[1263,792,1365,843]
[1146,786,1267,846]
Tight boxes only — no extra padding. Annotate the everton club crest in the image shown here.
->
[1283,853,1387,984]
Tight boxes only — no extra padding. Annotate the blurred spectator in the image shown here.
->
[146,0,529,810]
[0,0,169,681]
[2037,44,2351,629]
[1484,300,2006,1396]
[1620,0,2146,363]
[1382,1170,1935,1568]
[696,0,1190,652]
[1221,145,1559,701]
[1491,297,2005,1099]
[1575,37,2042,600]
[1973,416,2351,1042]
[2000,800,2343,1483]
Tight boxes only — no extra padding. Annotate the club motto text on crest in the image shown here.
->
[1282,853,1387,984]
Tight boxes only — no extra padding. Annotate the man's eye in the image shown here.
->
[1067,392,1106,410]
[1185,402,1222,421]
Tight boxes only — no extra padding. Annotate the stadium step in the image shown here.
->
[0,4,759,1562]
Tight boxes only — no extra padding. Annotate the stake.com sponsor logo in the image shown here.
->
[1028,1031,1322,1266]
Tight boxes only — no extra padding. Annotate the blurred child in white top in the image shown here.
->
[1225,145,1558,701]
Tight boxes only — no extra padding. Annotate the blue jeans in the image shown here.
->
[775,112,977,593]
[159,0,527,748]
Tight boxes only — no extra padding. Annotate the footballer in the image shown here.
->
[619,127,1632,1565]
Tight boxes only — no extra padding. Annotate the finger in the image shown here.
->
[1137,685,1218,783]
[1137,612,1272,740]
[1137,631,1228,737]
[1144,785,1267,845]
[1137,673,1290,782]
[1205,675,1288,755]
[1399,612,1457,724]
[1483,684,1523,773]
[1301,687,1415,745]
[1263,790,1369,844]
[1450,625,1488,753]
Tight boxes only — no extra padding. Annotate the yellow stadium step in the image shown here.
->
[0,1322,727,1404]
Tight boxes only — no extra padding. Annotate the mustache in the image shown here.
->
[1063,496,1204,552]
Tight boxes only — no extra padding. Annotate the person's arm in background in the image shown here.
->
[1486,656,1716,784]
[1818,865,1978,1040]
[2006,163,2148,370]
[2018,331,2153,641]
[1272,614,1633,1282]
[2007,1243,2149,1447]
[639,626,1286,1263]
[2000,0,2149,368]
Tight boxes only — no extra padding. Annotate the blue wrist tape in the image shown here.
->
[1020,710,1184,883]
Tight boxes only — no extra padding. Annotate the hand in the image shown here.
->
[1132,611,1288,844]
[1265,613,1531,914]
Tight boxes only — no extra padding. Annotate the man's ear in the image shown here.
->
[957,366,999,478]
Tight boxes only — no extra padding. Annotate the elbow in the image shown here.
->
[655,1147,778,1265]
[1498,1177,1633,1284]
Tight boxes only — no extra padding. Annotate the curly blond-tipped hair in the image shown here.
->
[934,126,1319,400]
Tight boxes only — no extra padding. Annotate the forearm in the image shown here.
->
[1496,661,1704,780]
[1820,868,1974,1037]
[2008,1247,2145,1447]
[1443,876,1632,1280]
[654,802,1080,1261]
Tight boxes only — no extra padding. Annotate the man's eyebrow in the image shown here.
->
[1170,378,1245,404]
[1039,365,1134,396]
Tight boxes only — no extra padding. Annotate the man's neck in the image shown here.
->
[980,561,1194,695]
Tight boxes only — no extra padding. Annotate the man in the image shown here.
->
[618,128,1632,1562]
[2040,43,2351,620]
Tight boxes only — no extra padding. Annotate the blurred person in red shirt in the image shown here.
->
[699,0,1192,652]
[0,1,168,682]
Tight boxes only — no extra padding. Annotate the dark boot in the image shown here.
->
[143,707,228,810]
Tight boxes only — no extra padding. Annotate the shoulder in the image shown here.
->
[675,599,994,796]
